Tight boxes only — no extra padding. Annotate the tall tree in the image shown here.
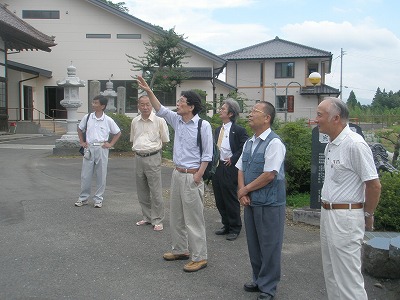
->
[346,90,360,108]
[99,0,129,13]
[127,27,190,92]
[372,87,400,109]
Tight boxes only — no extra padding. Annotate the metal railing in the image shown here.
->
[8,107,58,132]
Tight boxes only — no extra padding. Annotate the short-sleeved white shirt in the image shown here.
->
[321,125,378,203]
[236,128,286,173]
[79,112,121,143]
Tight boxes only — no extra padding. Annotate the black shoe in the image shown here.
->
[257,293,273,300]
[226,233,238,241]
[215,227,228,235]
[243,282,260,292]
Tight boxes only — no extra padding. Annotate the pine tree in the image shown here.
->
[127,27,190,92]
[346,90,359,108]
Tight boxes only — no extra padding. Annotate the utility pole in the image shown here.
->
[340,48,346,100]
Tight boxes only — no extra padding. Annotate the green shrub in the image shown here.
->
[107,112,132,152]
[276,120,312,195]
[374,171,400,231]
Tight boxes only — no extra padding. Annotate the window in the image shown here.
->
[86,34,111,39]
[276,95,286,112]
[22,10,60,19]
[154,88,176,106]
[275,62,294,78]
[308,63,318,75]
[116,34,141,39]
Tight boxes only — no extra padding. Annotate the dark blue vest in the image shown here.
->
[242,131,286,207]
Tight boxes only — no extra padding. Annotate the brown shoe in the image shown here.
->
[163,252,190,261]
[183,260,207,272]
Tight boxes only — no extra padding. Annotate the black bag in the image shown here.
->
[197,119,220,183]
[79,146,85,155]
[79,113,90,156]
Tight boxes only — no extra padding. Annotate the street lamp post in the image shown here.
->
[285,81,301,122]
[284,72,321,122]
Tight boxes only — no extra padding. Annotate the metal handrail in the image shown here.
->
[50,108,67,119]
[8,107,56,132]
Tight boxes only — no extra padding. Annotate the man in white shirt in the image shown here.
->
[316,97,381,300]
[131,95,170,231]
[236,101,286,300]
[75,95,121,208]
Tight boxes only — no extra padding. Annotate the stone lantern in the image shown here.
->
[53,64,85,155]
[101,77,117,113]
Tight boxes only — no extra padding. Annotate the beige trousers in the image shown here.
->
[135,152,164,225]
[169,169,207,262]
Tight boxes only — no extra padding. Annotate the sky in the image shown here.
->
[124,0,400,105]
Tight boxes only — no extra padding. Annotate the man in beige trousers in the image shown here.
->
[131,95,170,231]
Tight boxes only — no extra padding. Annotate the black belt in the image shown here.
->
[135,150,160,157]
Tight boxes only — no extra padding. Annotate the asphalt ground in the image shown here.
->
[0,134,398,300]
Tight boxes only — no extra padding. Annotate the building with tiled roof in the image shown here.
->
[221,36,339,121]
[5,0,229,127]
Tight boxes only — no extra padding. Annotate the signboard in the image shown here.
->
[310,123,364,209]
[287,95,294,113]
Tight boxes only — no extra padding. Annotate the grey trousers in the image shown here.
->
[169,169,207,262]
[78,145,109,203]
[244,204,285,296]
[135,152,164,225]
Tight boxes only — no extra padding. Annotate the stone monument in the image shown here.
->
[53,64,85,155]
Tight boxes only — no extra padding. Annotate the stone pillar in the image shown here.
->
[101,80,117,113]
[53,64,85,155]
[89,80,101,109]
[117,86,126,114]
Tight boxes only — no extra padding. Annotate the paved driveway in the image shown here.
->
[0,135,398,299]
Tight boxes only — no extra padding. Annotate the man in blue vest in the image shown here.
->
[236,101,286,300]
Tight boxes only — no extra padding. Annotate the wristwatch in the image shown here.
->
[364,211,374,218]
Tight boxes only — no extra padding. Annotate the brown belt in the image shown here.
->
[321,202,364,210]
[175,167,199,174]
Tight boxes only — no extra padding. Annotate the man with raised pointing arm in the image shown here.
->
[137,76,212,272]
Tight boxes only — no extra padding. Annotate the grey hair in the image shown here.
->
[222,98,240,122]
[324,97,349,125]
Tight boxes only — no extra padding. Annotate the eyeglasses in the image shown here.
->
[177,98,188,105]
[250,108,265,114]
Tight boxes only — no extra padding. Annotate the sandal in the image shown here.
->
[136,220,151,226]
[153,224,163,231]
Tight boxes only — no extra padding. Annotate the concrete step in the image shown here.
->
[38,120,67,135]
[9,120,67,135]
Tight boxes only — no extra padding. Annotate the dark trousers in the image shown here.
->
[212,163,242,234]
[244,204,285,296]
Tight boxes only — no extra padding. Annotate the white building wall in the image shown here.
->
[8,0,222,119]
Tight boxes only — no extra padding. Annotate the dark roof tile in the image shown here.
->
[221,36,331,60]
[0,3,56,52]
